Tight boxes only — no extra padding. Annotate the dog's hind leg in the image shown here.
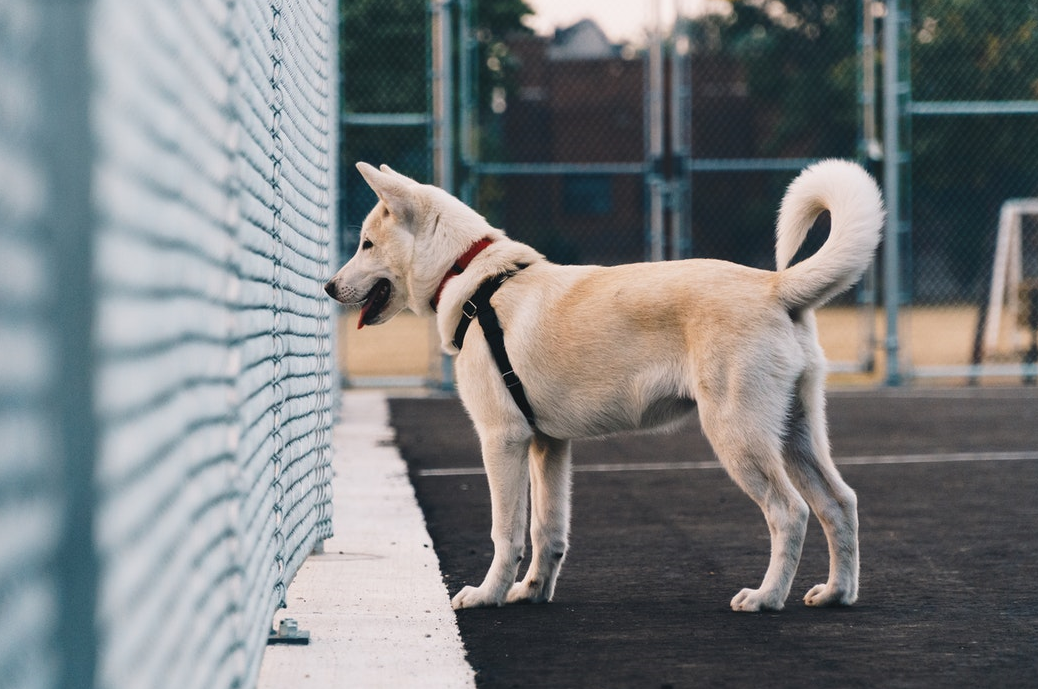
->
[783,361,860,607]
[726,456,809,612]
[452,431,531,610]
[507,433,572,604]
[698,386,810,612]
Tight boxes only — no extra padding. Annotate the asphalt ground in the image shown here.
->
[388,388,1038,689]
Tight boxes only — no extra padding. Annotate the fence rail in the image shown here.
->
[909,100,1038,116]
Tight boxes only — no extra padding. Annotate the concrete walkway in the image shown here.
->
[257,390,474,689]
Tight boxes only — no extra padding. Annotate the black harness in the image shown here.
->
[451,268,537,428]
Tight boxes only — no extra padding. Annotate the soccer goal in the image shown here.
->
[979,198,1038,361]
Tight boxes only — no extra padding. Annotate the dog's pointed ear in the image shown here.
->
[378,164,418,185]
[357,162,413,218]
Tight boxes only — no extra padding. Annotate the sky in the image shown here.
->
[522,0,720,44]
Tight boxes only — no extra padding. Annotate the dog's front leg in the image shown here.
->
[452,432,531,610]
[507,434,571,604]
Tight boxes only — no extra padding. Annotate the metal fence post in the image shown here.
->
[670,12,693,260]
[882,0,905,385]
[646,0,666,262]
[432,0,455,195]
[432,0,456,389]
[458,0,476,205]
[41,0,100,685]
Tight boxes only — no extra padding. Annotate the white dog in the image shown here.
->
[326,160,883,612]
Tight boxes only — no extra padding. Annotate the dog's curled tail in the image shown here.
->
[775,159,884,310]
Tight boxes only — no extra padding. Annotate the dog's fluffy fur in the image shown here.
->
[326,160,884,612]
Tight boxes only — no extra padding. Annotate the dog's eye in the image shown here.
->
[362,239,373,250]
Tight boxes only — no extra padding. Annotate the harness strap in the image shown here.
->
[452,269,536,428]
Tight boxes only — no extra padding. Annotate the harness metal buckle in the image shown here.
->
[502,370,521,388]
[462,300,478,319]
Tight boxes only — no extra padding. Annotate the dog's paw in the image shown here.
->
[804,583,857,607]
[451,585,504,610]
[730,588,785,612]
[505,580,551,605]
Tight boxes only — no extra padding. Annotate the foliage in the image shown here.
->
[689,0,1038,298]
[910,0,1038,299]
[692,0,860,158]
[680,2,861,269]
[340,0,427,115]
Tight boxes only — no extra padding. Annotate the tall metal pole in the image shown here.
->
[670,11,692,260]
[42,1,100,686]
[431,0,454,194]
[861,1,882,162]
[458,0,475,206]
[856,0,880,373]
[646,0,666,262]
[432,0,456,389]
[882,0,902,385]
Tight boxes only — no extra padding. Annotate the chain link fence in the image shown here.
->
[0,1,337,687]
[336,0,439,385]
[338,0,1038,386]
[899,0,1038,379]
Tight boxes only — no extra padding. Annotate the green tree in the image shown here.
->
[688,0,1038,299]
[340,0,427,115]
[910,0,1038,301]
[686,1,860,269]
[692,0,860,158]
[339,0,428,247]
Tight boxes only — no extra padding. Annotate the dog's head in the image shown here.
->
[324,163,497,328]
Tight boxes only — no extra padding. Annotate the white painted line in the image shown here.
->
[419,460,720,477]
[417,450,1038,477]
[828,388,1038,400]
[837,450,1038,465]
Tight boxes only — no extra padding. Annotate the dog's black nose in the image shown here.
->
[324,280,337,298]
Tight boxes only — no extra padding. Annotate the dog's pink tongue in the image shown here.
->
[357,297,373,329]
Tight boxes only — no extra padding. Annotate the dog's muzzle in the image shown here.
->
[324,279,365,305]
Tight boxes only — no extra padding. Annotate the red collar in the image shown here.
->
[430,237,494,311]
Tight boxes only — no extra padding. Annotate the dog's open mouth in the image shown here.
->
[358,278,392,329]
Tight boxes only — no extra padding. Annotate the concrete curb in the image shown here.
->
[258,390,474,688]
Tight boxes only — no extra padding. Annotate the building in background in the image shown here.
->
[489,20,756,266]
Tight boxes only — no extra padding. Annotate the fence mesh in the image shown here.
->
[338,0,429,257]
[906,0,1038,376]
[338,0,1038,384]
[338,0,874,382]
[90,3,245,685]
[0,0,337,687]
[0,2,63,688]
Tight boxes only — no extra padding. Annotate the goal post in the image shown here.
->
[981,198,1038,359]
